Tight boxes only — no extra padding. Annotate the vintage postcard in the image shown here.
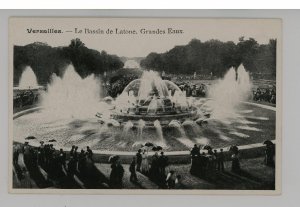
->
[9,17,282,194]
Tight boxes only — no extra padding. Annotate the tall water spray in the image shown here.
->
[207,64,251,120]
[123,121,134,138]
[42,65,102,119]
[154,120,166,146]
[169,120,187,138]
[18,66,39,89]
[138,70,170,101]
[137,119,146,140]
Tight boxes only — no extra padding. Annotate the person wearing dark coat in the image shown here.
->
[78,149,86,174]
[231,152,241,173]
[110,160,125,188]
[158,152,168,185]
[23,142,31,168]
[199,152,208,178]
[58,148,66,168]
[38,141,45,166]
[70,145,75,157]
[265,144,275,167]
[190,144,200,175]
[191,144,200,158]
[67,156,77,177]
[74,146,79,160]
[86,146,93,161]
[136,149,142,172]
[217,148,225,171]
[213,149,218,170]
[129,157,138,182]
[149,152,160,181]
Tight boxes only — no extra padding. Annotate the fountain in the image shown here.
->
[13,64,275,152]
[13,66,44,109]
[41,65,102,119]
[203,64,252,121]
[111,70,200,127]
[137,119,146,140]
[153,119,166,146]
[18,66,39,89]
[123,121,134,138]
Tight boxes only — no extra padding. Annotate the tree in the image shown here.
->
[13,39,124,85]
[140,37,276,79]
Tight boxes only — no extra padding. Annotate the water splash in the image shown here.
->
[115,70,189,115]
[207,64,252,121]
[41,65,102,119]
[229,131,250,138]
[19,66,39,89]
[123,121,134,137]
[137,119,145,140]
[182,119,194,126]
[154,120,166,146]
[169,119,188,138]
[236,125,262,131]
[138,71,170,101]
[168,120,182,128]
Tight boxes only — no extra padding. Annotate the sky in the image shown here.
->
[10,18,281,57]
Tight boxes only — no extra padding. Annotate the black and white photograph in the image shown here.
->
[9,17,282,194]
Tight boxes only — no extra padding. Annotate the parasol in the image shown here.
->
[25,136,36,140]
[263,140,274,146]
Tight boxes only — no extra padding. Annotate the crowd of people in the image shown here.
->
[170,73,214,81]
[13,141,96,185]
[103,74,138,97]
[133,149,179,189]
[13,89,40,109]
[189,141,275,179]
[253,86,276,104]
[13,141,182,189]
[190,145,228,177]
[101,72,277,103]
[174,82,207,97]
[109,148,181,189]
[13,138,275,189]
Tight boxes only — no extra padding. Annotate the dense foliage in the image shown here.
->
[14,38,124,85]
[140,37,277,79]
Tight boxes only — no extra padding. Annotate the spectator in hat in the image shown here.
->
[129,156,138,182]
[136,149,142,172]
[217,148,225,171]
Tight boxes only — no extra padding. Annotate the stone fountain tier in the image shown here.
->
[111,106,200,127]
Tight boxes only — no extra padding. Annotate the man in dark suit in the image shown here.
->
[158,151,168,180]
[58,148,66,168]
[86,146,93,161]
[129,157,138,182]
[136,149,142,172]
[218,148,225,171]
[190,144,200,175]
